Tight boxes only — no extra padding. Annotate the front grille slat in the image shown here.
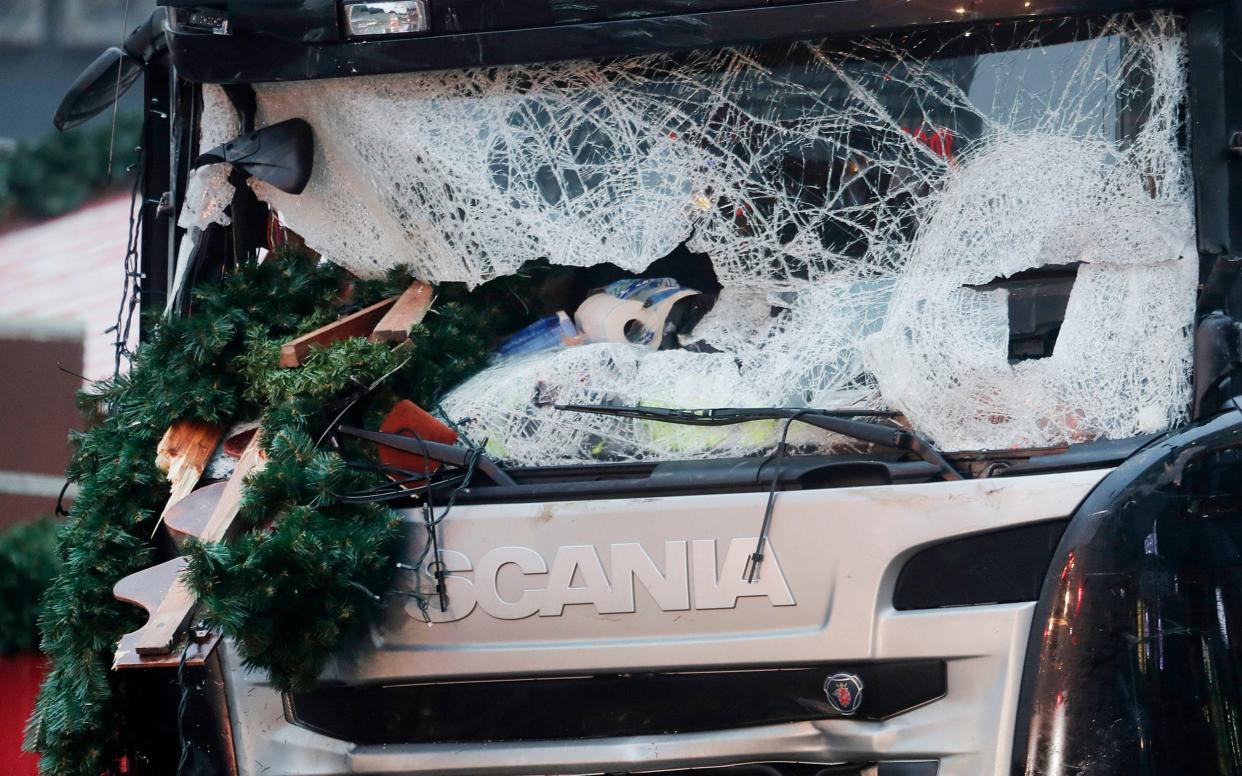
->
[286,661,946,744]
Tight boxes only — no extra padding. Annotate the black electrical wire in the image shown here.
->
[174,603,200,776]
[421,443,485,613]
[383,426,452,614]
[175,648,191,775]
[55,362,91,382]
[400,443,483,616]
[332,416,486,614]
[334,460,469,503]
[339,461,429,492]
[315,359,411,449]
[743,410,814,584]
[425,446,482,525]
[336,476,469,504]
[107,157,145,377]
[397,426,450,612]
[54,480,72,518]
[106,0,133,181]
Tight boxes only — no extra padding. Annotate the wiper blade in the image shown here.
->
[337,426,516,486]
[556,404,897,425]
[555,404,963,481]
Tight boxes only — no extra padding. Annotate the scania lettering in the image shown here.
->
[415,538,796,622]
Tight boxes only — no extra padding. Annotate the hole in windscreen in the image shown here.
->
[965,262,1080,362]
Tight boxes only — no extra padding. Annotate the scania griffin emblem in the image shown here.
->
[824,672,864,715]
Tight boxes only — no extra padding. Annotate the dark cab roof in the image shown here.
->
[162,0,1192,83]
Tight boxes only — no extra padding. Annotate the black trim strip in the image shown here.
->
[394,432,1142,506]
[286,661,946,744]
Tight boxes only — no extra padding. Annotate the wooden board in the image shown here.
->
[112,557,220,667]
[279,296,397,367]
[222,424,259,458]
[112,434,264,668]
[163,481,227,550]
[369,281,433,343]
[152,420,223,537]
[199,432,264,543]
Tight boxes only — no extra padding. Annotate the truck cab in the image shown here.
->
[53,0,1242,774]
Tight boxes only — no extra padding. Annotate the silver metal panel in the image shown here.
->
[221,468,1109,776]
[335,469,1104,681]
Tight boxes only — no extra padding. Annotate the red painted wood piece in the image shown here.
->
[378,400,458,476]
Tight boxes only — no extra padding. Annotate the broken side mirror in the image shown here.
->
[53,9,168,131]
[53,47,143,132]
[195,119,315,195]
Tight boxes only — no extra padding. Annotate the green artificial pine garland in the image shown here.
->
[184,335,411,687]
[29,250,539,775]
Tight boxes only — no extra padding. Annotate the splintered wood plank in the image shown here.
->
[156,420,221,479]
[279,297,397,367]
[369,281,433,343]
[112,557,199,660]
[113,556,221,668]
[112,436,264,668]
[152,420,223,537]
[199,431,265,544]
[134,578,195,655]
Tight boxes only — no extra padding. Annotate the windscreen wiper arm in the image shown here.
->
[337,426,516,486]
[555,404,964,481]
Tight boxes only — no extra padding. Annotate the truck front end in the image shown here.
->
[64,0,1242,773]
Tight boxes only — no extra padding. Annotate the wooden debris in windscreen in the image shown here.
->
[370,281,433,343]
[279,296,397,368]
[163,481,227,551]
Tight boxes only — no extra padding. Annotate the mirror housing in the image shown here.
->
[53,9,168,132]
[53,48,143,132]
[195,119,315,195]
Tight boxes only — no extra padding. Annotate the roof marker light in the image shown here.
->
[343,1,430,37]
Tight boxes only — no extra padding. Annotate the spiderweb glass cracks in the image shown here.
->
[240,14,1194,461]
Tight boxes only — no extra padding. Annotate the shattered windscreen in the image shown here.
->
[224,13,1195,464]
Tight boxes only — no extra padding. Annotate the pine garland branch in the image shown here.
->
[29,249,546,774]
